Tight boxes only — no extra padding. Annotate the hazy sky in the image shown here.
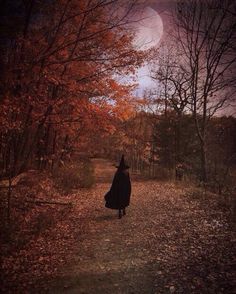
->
[133,1,174,96]
[134,0,236,115]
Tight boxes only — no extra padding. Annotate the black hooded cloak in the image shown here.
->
[104,155,131,210]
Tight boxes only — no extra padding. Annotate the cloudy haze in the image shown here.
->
[133,0,173,96]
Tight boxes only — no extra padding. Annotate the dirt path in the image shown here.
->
[47,159,235,293]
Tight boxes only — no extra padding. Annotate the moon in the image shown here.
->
[133,7,163,50]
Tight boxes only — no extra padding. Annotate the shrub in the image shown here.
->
[53,159,94,192]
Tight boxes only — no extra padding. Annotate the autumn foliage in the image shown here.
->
[1,1,236,293]
[0,0,143,177]
[1,1,145,289]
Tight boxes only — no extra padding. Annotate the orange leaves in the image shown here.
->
[0,0,147,174]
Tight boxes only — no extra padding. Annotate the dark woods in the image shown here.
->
[0,0,144,271]
[0,0,142,231]
[101,111,236,191]
[0,0,142,180]
[1,1,235,204]
[0,0,236,292]
[1,0,235,233]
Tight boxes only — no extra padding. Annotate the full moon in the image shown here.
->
[133,7,163,50]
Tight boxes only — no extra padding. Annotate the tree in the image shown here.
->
[151,43,191,164]
[207,116,236,194]
[0,0,144,177]
[175,0,236,181]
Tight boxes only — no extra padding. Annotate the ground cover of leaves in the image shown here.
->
[1,166,235,293]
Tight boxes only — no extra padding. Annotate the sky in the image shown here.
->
[131,1,174,97]
[133,0,236,116]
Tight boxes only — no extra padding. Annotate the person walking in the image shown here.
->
[104,155,131,219]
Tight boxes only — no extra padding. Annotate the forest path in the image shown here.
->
[92,158,117,183]
[49,159,234,294]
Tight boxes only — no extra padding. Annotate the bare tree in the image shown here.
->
[151,44,191,164]
[174,0,236,181]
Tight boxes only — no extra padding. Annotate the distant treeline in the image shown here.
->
[99,111,236,188]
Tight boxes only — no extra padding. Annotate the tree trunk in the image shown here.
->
[200,142,207,182]
[175,113,182,164]
[7,174,12,225]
